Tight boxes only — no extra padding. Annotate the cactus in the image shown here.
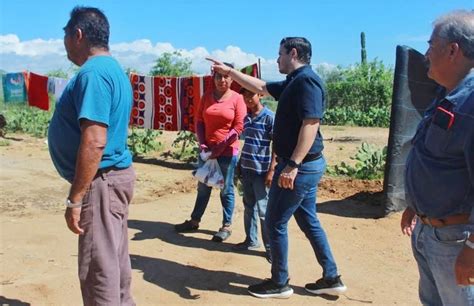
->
[360,32,367,65]
[327,142,387,179]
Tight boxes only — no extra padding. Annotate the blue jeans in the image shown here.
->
[411,221,474,305]
[266,157,339,286]
[241,170,270,251]
[191,155,237,226]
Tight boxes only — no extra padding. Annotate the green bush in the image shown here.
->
[327,142,387,179]
[1,104,53,137]
[324,60,393,111]
[261,97,277,113]
[316,59,393,127]
[171,130,198,162]
[128,128,162,157]
[324,105,390,127]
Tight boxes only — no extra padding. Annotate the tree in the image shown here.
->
[125,67,138,75]
[46,69,69,79]
[149,51,193,77]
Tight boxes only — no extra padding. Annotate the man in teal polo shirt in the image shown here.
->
[48,6,135,305]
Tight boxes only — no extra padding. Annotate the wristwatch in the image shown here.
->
[65,198,82,209]
[287,159,301,169]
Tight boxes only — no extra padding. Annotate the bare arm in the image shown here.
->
[265,151,277,187]
[290,118,320,164]
[64,120,106,235]
[278,119,320,190]
[206,57,270,96]
[69,120,107,203]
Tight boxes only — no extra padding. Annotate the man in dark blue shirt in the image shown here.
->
[208,37,346,299]
[401,10,474,305]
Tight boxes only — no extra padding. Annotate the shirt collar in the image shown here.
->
[286,65,311,82]
[445,69,474,106]
[248,106,269,121]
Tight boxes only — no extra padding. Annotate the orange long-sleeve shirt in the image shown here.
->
[196,90,246,156]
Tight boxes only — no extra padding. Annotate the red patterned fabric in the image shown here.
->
[25,72,49,111]
[230,63,259,92]
[129,74,213,131]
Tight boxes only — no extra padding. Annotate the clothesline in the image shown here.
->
[1,63,259,132]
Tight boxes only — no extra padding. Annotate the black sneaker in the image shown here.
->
[175,220,199,232]
[305,275,347,295]
[248,278,293,299]
[265,251,272,264]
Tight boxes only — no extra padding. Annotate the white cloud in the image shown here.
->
[0,34,330,81]
[1,34,65,56]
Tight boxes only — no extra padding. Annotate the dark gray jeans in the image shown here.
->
[78,166,135,306]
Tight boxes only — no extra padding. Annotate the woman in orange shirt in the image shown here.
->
[175,63,246,242]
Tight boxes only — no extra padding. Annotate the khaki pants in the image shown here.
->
[78,166,135,306]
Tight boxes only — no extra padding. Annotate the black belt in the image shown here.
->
[277,153,322,164]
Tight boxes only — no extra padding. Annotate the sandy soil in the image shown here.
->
[0,126,420,305]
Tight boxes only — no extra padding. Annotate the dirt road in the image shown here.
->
[0,127,420,305]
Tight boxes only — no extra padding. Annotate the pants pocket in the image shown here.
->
[432,226,470,245]
[108,177,135,216]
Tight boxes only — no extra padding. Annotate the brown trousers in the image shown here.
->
[78,166,135,306]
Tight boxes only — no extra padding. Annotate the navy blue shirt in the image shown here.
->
[266,65,325,159]
[405,71,474,222]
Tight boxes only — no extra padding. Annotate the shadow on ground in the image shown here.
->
[128,219,264,258]
[318,191,385,218]
[130,254,336,300]
[133,156,195,170]
[0,296,30,306]
[128,220,342,301]
[1,135,23,141]
[131,254,261,299]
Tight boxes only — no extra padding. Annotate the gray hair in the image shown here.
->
[433,10,474,59]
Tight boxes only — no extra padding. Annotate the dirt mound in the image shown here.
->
[148,175,384,205]
[319,177,383,200]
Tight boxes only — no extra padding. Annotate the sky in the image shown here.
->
[0,0,472,80]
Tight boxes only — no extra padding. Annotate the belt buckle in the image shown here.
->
[426,217,433,226]
[419,215,431,226]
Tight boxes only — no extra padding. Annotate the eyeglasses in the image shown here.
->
[214,73,231,80]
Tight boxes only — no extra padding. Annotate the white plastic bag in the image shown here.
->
[199,150,212,161]
[193,159,225,189]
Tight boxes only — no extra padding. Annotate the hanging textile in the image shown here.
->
[48,77,69,100]
[2,72,27,104]
[25,72,49,111]
[129,74,212,131]
[230,63,259,92]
